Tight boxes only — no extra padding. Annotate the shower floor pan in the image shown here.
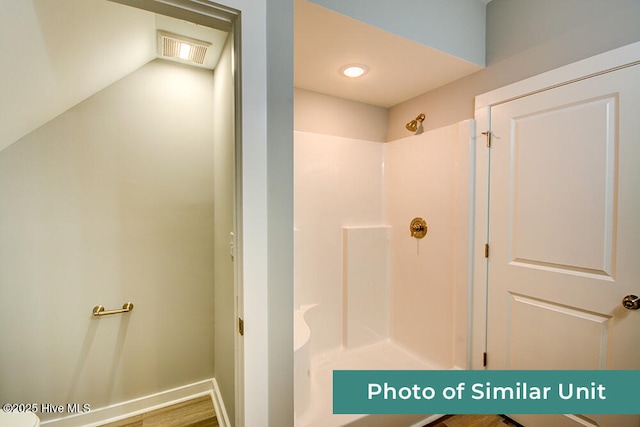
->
[296,340,448,427]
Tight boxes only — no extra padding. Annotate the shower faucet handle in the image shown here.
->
[410,217,427,239]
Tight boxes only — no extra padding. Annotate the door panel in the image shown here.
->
[510,95,616,276]
[487,64,640,427]
[507,293,611,370]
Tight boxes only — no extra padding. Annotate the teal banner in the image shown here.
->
[333,370,640,414]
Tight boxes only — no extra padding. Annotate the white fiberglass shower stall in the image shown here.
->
[294,118,475,427]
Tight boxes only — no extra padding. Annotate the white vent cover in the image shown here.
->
[157,31,211,66]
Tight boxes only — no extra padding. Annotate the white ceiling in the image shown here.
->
[0,0,227,152]
[3,0,487,151]
[294,0,484,108]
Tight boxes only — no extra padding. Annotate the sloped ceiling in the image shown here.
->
[0,0,227,152]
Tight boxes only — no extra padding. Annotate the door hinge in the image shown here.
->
[484,243,490,258]
[229,231,235,260]
[481,131,492,148]
[238,317,244,336]
[483,352,487,367]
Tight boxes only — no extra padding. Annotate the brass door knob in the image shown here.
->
[622,295,639,310]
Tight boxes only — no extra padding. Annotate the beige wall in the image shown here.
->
[213,34,236,424]
[386,0,640,140]
[294,88,388,142]
[0,60,216,419]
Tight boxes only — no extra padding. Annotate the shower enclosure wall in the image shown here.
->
[294,97,474,426]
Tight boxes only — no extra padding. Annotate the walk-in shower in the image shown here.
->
[294,119,475,426]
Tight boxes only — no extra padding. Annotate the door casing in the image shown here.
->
[472,41,640,370]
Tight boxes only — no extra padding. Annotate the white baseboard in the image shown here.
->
[41,378,230,427]
[211,378,231,427]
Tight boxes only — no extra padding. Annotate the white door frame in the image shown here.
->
[471,41,640,370]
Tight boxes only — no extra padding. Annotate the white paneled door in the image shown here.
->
[486,63,640,427]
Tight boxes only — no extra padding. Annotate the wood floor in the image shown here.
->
[97,396,521,427]
[425,414,522,427]
[100,395,218,427]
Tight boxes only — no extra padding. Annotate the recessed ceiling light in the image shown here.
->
[340,64,369,78]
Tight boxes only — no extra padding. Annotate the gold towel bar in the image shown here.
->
[92,302,134,317]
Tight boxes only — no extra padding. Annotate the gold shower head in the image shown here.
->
[406,113,426,132]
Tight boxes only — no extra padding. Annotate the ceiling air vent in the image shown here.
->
[157,30,211,66]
